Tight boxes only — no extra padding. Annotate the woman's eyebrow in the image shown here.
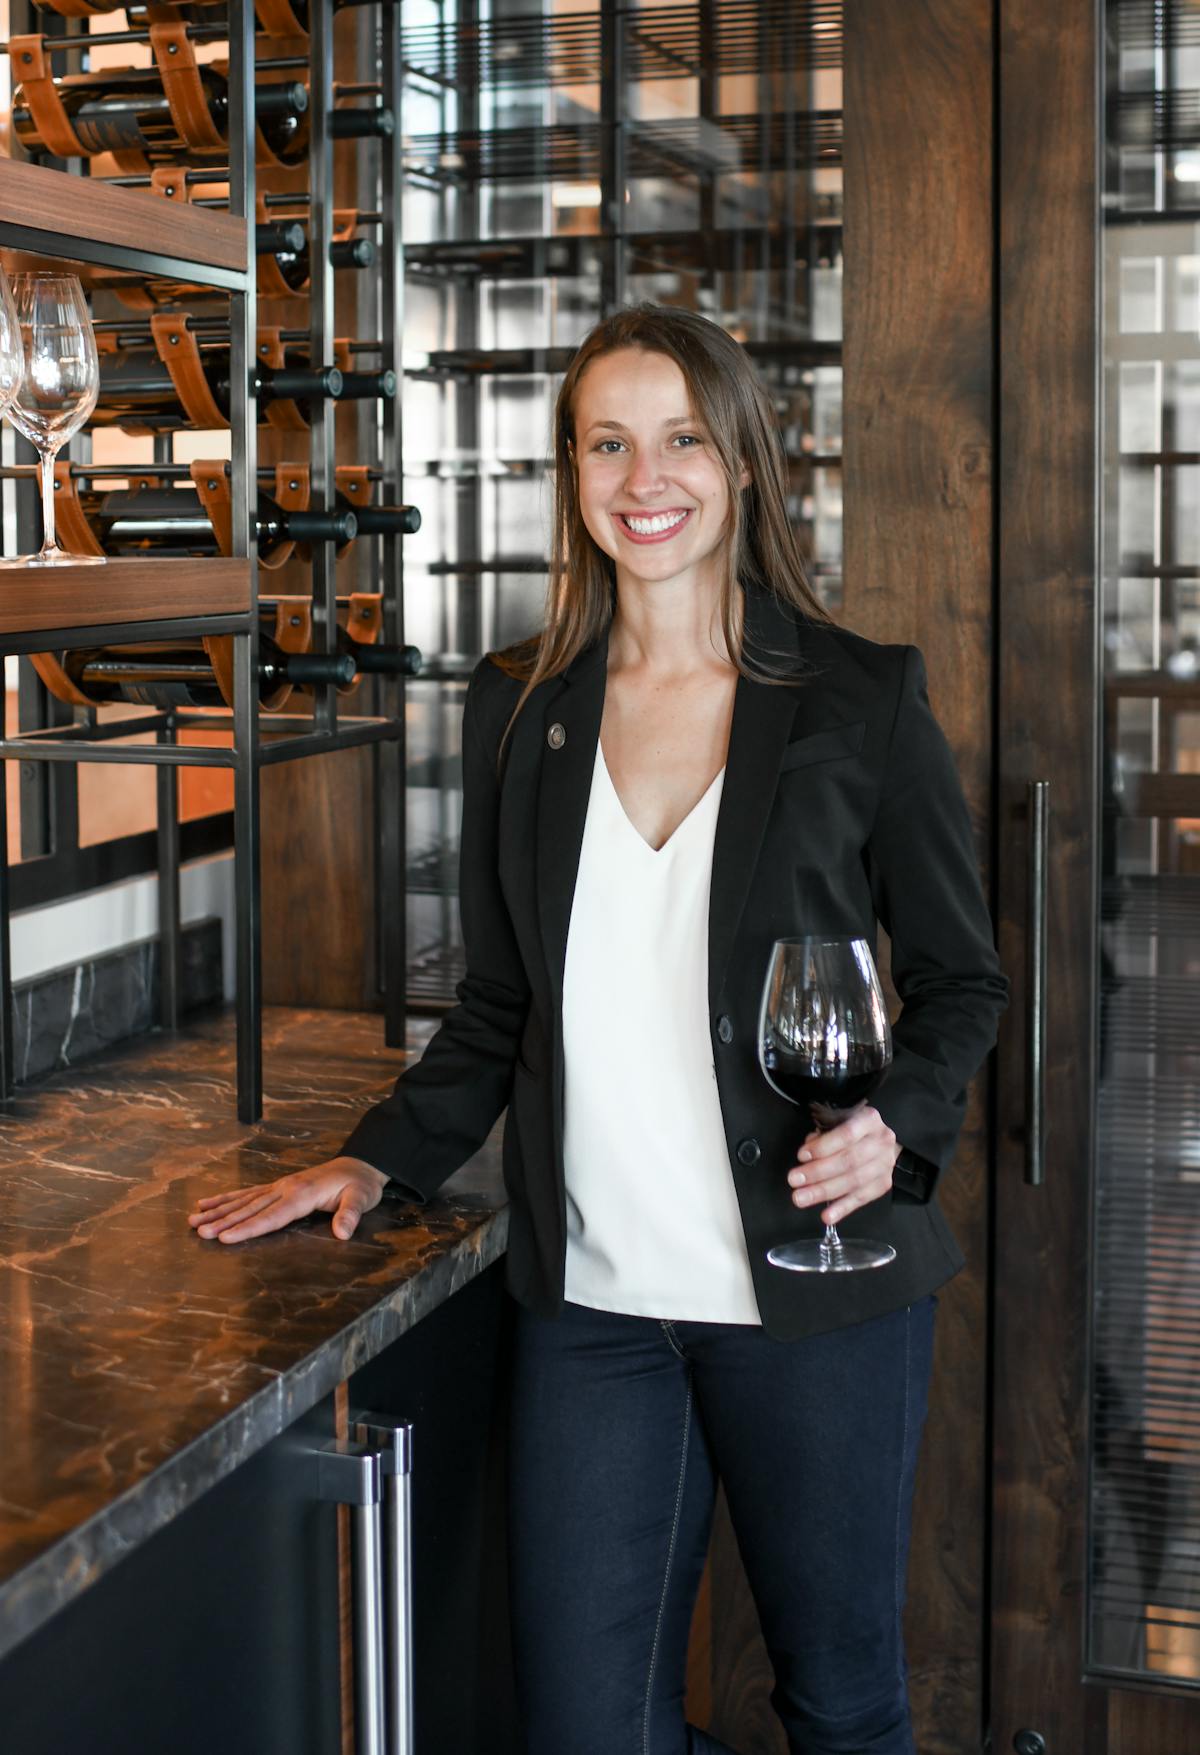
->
[580,415,700,437]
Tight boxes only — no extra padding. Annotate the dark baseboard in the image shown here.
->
[13,919,224,1087]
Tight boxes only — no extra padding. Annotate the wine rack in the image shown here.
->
[399,0,844,1006]
[0,0,408,1122]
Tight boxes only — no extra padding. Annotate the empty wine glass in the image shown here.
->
[758,935,897,1273]
[2,273,103,567]
[0,265,24,421]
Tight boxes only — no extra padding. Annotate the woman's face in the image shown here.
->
[571,347,733,597]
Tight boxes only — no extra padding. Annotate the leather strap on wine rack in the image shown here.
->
[151,312,228,431]
[189,460,233,558]
[333,336,353,373]
[332,208,359,244]
[257,326,306,433]
[345,592,382,644]
[151,166,191,202]
[202,635,237,711]
[8,37,89,160]
[256,0,307,38]
[47,460,106,559]
[149,21,225,156]
[30,650,90,708]
[31,0,107,18]
[258,461,309,569]
[270,599,313,652]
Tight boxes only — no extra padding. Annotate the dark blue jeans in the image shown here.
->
[507,1294,936,1755]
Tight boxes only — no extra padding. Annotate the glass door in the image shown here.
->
[992,2,1200,1747]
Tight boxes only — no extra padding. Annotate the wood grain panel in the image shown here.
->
[991,0,1098,1751]
[0,558,250,634]
[1107,1686,1200,1753]
[0,155,247,275]
[261,740,376,1010]
[843,1,995,1747]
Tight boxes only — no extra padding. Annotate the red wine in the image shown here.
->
[763,1058,887,1117]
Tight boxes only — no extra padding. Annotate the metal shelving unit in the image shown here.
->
[0,0,410,1120]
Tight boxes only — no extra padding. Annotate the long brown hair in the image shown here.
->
[491,302,834,768]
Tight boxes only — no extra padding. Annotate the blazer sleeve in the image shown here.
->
[336,656,530,1201]
[865,644,1009,1201]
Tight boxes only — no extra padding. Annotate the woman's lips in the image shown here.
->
[614,508,693,544]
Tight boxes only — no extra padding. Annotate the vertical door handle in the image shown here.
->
[1026,780,1049,1186]
[315,1439,387,1755]
[353,1413,415,1755]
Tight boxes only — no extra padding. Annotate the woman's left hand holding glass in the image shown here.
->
[786,1105,902,1227]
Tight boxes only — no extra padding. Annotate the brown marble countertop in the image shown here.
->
[0,1005,507,1664]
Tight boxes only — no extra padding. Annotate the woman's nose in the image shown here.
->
[622,451,667,498]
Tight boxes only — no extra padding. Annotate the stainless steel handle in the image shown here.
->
[1026,780,1049,1187]
[353,1412,415,1755]
[316,1439,387,1755]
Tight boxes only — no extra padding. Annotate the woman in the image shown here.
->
[189,304,1009,1754]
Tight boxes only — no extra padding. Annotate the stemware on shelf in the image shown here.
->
[1,272,103,568]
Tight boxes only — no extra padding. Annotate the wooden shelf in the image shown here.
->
[0,557,250,637]
[0,157,247,289]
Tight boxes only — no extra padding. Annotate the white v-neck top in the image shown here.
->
[560,737,762,1324]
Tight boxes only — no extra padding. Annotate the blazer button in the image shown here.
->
[736,1137,761,1166]
[547,722,566,749]
[716,1014,733,1044]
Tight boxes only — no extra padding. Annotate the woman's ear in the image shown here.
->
[738,463,752,490]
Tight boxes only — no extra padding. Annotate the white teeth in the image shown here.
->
[621,510,688,535]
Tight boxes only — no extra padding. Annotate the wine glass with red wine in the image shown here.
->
[757,935,897,1273]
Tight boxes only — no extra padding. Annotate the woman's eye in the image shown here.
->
[673,434,702,448]
[595,439,625,454]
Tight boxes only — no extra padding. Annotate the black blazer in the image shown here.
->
[341,583,1010,1341]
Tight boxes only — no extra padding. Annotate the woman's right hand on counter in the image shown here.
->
[187,1157,391,1244]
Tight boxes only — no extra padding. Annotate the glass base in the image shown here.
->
[767,1238,897,1274]
[0,548,107,567]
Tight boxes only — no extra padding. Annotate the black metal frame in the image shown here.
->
[0,0,410,1120]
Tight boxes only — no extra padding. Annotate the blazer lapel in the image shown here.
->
[534,584,814,1012]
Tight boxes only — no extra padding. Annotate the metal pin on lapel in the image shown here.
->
[547,722,566,749]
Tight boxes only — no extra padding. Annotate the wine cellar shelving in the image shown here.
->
[0,0,409,1122]
[0,0,843,1109]
[399,0,843,1005]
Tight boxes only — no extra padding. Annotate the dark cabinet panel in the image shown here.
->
[0,1396,342,1755]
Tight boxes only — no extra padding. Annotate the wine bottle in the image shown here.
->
[68,633,355,711]
[341,635,423,677]
[91,346,343,433]
[265,232,378,297]
[330,107,395,141]
[331,492,420,537]
[11,66,309,167]
[81,486,357,559]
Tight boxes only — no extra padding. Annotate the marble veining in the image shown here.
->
[12,920,223,1086]
[0,1006,507,1663]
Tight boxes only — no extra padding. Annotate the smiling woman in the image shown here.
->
[190,304,1008,1755]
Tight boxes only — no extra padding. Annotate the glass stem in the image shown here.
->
[40,447,58,556]
[822,1223,843,1255]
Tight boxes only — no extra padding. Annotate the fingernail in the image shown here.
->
[798,1151,812,1163]
[790,1172,805,1187]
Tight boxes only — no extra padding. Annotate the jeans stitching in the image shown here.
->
[894,1303,913,1686]
[643,1376,693,1755]
[659,1318,687,1361]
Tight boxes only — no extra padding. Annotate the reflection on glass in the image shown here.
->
[1092,0,1200,1686]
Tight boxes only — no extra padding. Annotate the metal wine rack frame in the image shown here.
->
[0,0,408,1122]
[399,0,843,1004]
